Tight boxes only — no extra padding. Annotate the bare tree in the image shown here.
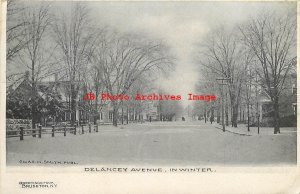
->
[90,65,106,124]
[198,26,248,127]
[14,3,51,128]
[243,65,254,131]
[124,74,154,123]
[52,3,95,125]
[92,32,171,126]
[79,60,107,124]
[194,69,220,123]
[239,10,296,134]
[6,0,27,60]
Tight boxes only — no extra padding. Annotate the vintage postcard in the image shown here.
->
[1,0,299,193]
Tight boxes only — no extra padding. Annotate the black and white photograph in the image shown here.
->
[2,0,300,193]
[4,0,297,167]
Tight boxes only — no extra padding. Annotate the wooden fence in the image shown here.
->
[6,123,104,141]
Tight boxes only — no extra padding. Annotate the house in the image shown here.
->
[7,71,179,126]
[6,71,113,126]
[254,70,297,127]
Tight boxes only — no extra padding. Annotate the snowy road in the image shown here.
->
[6,121,297,166]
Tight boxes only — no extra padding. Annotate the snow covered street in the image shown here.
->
[6,121,297,166]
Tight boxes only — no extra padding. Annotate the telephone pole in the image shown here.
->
[216,78,231,132]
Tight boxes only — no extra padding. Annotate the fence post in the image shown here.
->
[89,124,91,133]
[52,125,55,137]
[32,127,36,138]
[20,126,24,141]
[82,125,84,134]
[38,125,42,138]
[64,125,66,136]
[96,124,98,132]
[74,125,77,135]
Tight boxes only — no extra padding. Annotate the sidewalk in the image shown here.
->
[213,123,296,136]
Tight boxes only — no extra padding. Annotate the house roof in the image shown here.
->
[258,90,271,103]
[7,73,30,92]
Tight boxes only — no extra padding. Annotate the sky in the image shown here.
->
[85,1,295,106]
[7,1,296,106]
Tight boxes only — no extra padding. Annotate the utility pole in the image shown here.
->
[121,100,124,125]
[204,102,207,123]
[255,67,260,134]
[247,101,250,131]
[216,78,231,132]
[246,69,252,132]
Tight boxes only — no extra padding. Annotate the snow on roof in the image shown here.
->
[6,73,30,91]
[258,90,271,103]
[7,71,83,103]
[56,85,69,101]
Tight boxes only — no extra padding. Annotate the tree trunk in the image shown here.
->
[31,61,37,129]
[225,97,229,126]
[204,105,207,123]
[70,83,76,126]
[31,80,37,129]
[121,104,124,125]
[247,102,250,131]
[132,108,135,121]
[112,103,118,127]
[210,107,214,122]
[126,105,129,124]
[217,99,220,123]
[273,97,280,134]
[231,104,234,127]
[240,106,242,121]
[229,92,239,128]
[232,103,239,128]
[225,110,229,126]
[135,109,138,120]
[94,84,99,124]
